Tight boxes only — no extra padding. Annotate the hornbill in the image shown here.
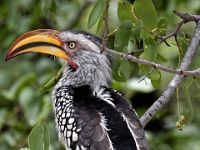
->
[5,29,149,150]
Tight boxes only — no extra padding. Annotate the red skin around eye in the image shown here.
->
[61,42,79,70]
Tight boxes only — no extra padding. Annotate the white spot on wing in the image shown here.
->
[72,132,78,142]
[68,118,74,124]
[67,138,71,147]
[64,128,67,137]
[67,112,71,117]
[62,113,66,118]
[67,131,72,138]
[67,124,73,130]
[62,118,66,125]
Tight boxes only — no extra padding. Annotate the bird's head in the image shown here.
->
[5,29,112,90]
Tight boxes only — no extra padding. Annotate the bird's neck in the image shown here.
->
[56,62,112,93]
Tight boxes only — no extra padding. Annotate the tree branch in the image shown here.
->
[174,10,200,22]
[158,20,184,45]
[106,48,200,77]
[104,11,200,78]
[100,0,109,53]
[158,10,200,45]
[140,20,200,127]
[103,11,200,127]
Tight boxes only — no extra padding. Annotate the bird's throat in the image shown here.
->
[56,64,111,94]
[56,51,112,93]
[68,59,78,70]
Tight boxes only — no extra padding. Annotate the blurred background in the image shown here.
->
[1,0,200,150]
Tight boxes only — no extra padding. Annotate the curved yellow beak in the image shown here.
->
[5,29,69,61]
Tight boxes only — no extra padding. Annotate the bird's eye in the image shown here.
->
[68,42,76,49]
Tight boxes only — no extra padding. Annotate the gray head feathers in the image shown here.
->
[55,31,112,92]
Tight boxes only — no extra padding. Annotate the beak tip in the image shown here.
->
[5,53,13,61]
[5,56,10,61]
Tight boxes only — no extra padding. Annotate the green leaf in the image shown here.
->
[157,17,168,35]
[131,20,143,41]
[139,63,161,88]
[151,79,160,88]
[118,1,135,22]
[113,59,123,82]
[133,0,158,30]
[28,122,50,150]
[191,54,200,69]
[40,76,57,92]
[121,47,130,79]
[113,48,130,82]
[29,123,44,150]
[157,53,167,63]
[114,20,133,51]
[149,69,161,88]
[43,123,50,150]
[118,59,130,82]
[113,59,130,82]
[177,36,188,55]
[88,0,106,28]
[149,69,160,80]
[138,64,151,75]
[141,37,157,61]
[40,69,62,92]
[96,15,104,34]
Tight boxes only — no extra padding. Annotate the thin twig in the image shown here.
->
[104,11,200,78]
[157,10,200,45]
[101,0,109,53]
[174,10,200,22]
[106,48,200,77]
[138,69,154,83]
[103,11,200,127]
[158,21,184,45]
[100,11,200,128]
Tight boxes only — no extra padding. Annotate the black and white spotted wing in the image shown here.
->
[54,86,113,150]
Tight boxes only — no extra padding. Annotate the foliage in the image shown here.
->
[28,122,49,150]
[1,0,200,150]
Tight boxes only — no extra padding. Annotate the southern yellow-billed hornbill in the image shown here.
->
[5,29,148,150]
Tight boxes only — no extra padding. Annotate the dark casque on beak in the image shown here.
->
[5,29,69,61]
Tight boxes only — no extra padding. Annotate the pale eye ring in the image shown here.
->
[68,42,76,49]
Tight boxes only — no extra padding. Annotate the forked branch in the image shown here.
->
[103,11,200,127]
[140,18,200,127]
